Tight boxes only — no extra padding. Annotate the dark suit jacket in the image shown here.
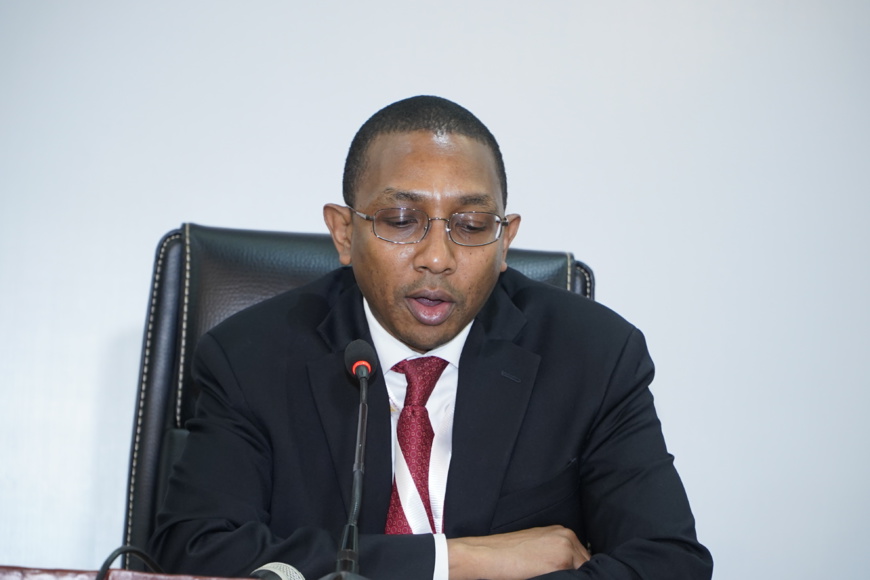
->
[150,267,712,579]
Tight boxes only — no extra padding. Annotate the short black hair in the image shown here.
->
[342,95,507,208]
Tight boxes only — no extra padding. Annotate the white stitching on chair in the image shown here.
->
[579,265,591,297]
[124,231,182,560]
[565,252,592,298]
[175,223,192,428]
[564,253,571,290]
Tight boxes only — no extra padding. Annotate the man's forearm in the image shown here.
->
[446,526,590,580]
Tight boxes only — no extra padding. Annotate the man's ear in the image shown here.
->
[498,213,522,272]
[323,204,354,266]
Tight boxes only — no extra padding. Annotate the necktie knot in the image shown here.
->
[391,356,448,407]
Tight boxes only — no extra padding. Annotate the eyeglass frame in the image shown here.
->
[347,206,510,247]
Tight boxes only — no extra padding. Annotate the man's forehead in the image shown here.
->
[365,130,495,164]
[359,131,504,210]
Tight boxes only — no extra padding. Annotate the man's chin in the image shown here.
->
[397,327,457,354]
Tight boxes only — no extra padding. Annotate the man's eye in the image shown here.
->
[454,219,488,233]
[382,218,419,229]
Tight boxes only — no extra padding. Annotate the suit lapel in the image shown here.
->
[307,278,393,533]
[444,282,541,536]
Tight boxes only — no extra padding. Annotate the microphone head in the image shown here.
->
[344,339,378,379]
[251,562,306,580]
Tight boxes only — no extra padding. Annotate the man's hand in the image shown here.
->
[447,525,591,580]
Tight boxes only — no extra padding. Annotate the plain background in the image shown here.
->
[1,2,868,578]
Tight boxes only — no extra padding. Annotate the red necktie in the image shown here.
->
[384,356,449,535]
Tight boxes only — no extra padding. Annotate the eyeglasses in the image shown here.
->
[348,206,508,247]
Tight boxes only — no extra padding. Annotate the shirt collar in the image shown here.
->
[363,297,471,372]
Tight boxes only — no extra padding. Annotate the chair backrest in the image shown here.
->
[123,222,594,567]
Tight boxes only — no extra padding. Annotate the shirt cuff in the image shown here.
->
[433,533,448,580]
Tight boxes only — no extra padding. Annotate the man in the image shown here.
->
[150,96,713,579]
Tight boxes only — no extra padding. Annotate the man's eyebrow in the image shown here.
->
[382,189,424,203]
[381,189,496,208]
[456,193,494,207]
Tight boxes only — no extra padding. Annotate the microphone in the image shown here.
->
[318,340,378,580]
[344,338,378,380]
[251,562,305,580]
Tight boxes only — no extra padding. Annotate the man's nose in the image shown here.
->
[413,218,456,274]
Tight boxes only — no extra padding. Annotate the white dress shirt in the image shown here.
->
[363,299,471,580]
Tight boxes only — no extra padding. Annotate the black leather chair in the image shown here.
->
[122,222,594,568]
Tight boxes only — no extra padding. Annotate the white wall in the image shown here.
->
[1,2,868,578]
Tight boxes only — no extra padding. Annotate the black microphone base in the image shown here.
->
[317,573,371,580]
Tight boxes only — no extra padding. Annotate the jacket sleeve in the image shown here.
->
[545,328,712,579]
[148,332,436,580]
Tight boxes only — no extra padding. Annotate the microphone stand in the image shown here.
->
[319,367,372,580]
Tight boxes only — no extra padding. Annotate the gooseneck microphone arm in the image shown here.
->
[319,339,378,580]
[338,359,369,573]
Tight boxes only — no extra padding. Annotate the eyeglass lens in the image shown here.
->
[373,208,502,246]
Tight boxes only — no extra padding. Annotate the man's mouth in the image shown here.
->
[405,291,456,326]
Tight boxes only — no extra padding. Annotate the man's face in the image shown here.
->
[325,130,521,353]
